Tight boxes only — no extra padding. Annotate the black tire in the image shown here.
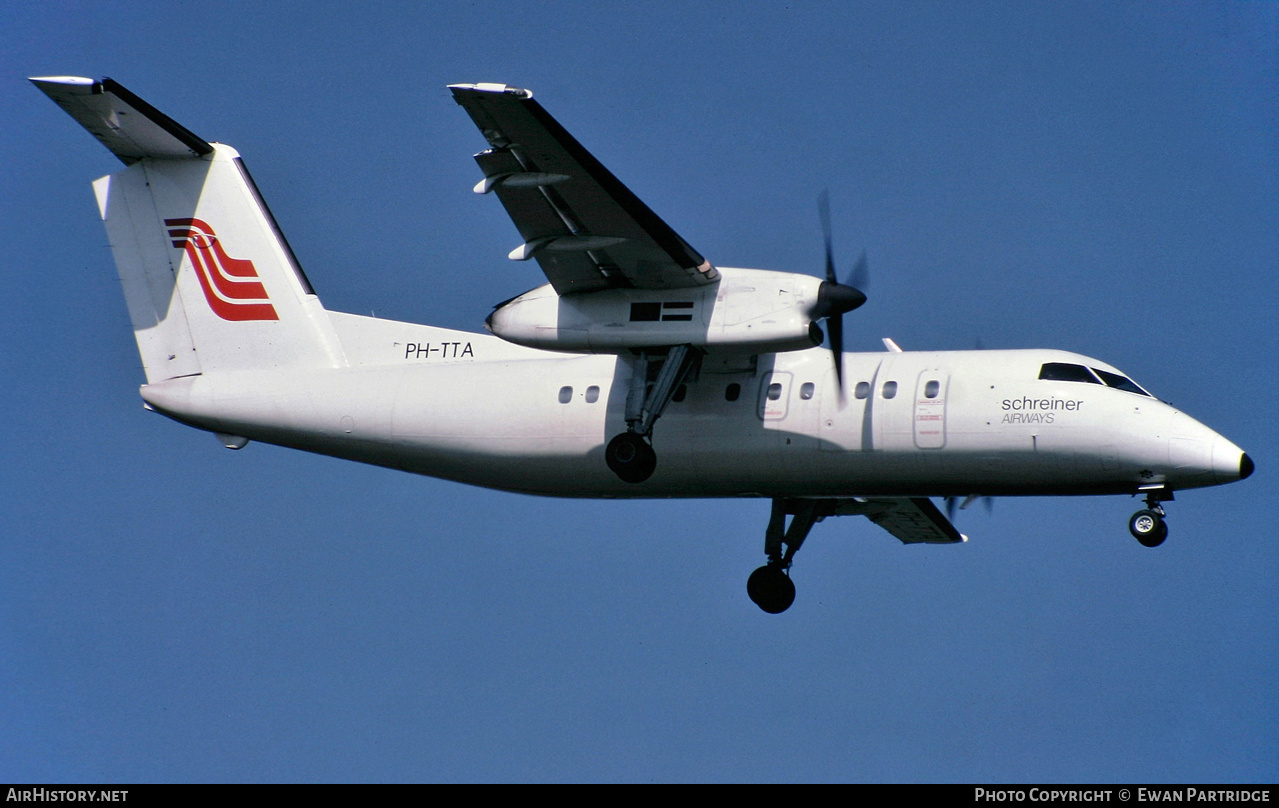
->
[747,565,796,614]
[1138,521,1168,548]
[1129,509,1167,547]
[605,433,657,483]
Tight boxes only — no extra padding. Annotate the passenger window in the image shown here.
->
[882,381,898,399]
[585,385,600,403]
[854,381,870,400]
[1039,363,1100,384]
[924,380,940,399]
[799,382,815,400]
[558,385,573,404]
[767,382,783,401]
[725,383,741,402]
[673,384,687,403]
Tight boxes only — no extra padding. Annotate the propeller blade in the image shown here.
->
[946,495,994,522]
[813,190,866,398]
[850,248,869,295]
[818,189,836,284]
[828,309,844,393]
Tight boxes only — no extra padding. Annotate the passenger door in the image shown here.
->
[913,371,949,449]
[758,371,793,421]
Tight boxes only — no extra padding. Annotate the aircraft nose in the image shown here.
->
[1168,413,1250,486]
[1211,435,1251,484]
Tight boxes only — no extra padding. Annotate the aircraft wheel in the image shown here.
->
[605,433,656,483]
[747,565,796,614]
[1129,509,1168,547]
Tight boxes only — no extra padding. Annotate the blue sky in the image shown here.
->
[2,1,1275,783]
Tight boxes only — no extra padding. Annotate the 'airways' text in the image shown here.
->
[1002,412,1055,424]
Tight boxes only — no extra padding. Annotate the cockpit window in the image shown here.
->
[1092,368,1151,397]
[1039,363,1101,384]
[1039,362,1153,397]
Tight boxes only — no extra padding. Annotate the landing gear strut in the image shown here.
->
[1129,489,1171,547]
[605,345,699,484]
[747,499,828,613]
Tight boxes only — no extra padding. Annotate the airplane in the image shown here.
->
[32,76,1254,614]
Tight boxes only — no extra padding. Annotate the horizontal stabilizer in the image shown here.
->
[30,76,212,164]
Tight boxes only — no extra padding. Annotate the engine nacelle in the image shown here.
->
[485,267,824,354]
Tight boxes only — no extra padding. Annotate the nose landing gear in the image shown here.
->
[1129,489,1172,547]
[1129,508,1167,547]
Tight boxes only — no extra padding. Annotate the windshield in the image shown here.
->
[1039,362,1152,397]
[1091,368,1151,397]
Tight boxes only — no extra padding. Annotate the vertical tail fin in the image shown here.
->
[33,77,345,382]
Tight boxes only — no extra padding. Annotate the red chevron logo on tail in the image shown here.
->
[165,218,279,321]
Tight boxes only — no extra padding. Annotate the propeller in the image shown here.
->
[810,191,869,394]
[945,495,995,521]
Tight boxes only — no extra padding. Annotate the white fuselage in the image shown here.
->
[136,310,1245,500]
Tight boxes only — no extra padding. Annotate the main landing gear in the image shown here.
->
[747,499,830,614]
[604,433,656,484]
[605,345,699,484]
[1129,489,1172,547]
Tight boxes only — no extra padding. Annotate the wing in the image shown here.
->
[834,497,967,544]
[449,83,718,295]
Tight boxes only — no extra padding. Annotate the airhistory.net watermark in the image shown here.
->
[6,790,127,802]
